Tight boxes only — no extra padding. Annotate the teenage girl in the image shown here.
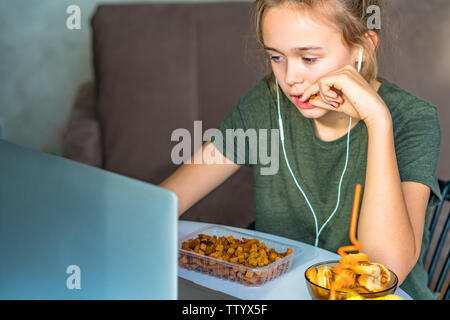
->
[160,0,441,299]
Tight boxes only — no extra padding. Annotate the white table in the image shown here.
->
[178,220,412,300]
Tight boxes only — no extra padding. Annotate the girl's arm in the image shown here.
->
[300,65,431,285]
[159,141,242,216]
[358,116,430,285]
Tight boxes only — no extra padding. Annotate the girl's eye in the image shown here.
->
[303,57,317,64]
[270,56,283,63]
[270,56,317,64]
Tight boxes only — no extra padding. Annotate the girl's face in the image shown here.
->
[262,4,357,119]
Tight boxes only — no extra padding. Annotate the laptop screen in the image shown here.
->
[0,140,178,299]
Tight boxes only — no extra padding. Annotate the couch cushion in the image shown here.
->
[91,2,263,227]
[63,82,103,168]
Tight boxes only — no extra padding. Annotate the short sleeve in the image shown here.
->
[210,98,253,167]
[394,103,442,206]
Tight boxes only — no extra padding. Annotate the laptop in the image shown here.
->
[0,139,178,299]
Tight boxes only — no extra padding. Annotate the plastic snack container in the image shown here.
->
[178,225,300,286]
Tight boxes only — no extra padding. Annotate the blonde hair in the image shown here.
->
[250,0,383,91]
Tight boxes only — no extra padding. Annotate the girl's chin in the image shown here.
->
[293,104,329,119]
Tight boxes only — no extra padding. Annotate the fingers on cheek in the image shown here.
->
[315,94,340,108]
[326,94,344,104]
[329,97,343,105]
[326,90,338,99]
[310,97,337,109]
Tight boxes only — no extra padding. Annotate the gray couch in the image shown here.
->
[62,1,450,230]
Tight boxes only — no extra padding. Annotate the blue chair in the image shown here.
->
[423,179,450,300]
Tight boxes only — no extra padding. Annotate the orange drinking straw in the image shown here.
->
[337,184,363,257]
[329,184,363,300]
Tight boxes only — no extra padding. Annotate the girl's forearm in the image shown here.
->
[357,115,416,284]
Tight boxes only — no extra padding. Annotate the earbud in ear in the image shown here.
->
[356,48,364,73]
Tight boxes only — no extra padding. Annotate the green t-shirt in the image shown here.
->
[211,75,442,300]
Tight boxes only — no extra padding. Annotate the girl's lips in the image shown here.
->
[292,95,315,109]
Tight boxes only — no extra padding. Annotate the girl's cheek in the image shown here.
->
[309,67,332,83]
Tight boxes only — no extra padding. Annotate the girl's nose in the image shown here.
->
[285,62,305,87]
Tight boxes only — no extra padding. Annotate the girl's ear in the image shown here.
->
[353,31,378,64]
[364,30,379,50]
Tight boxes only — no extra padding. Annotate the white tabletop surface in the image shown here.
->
[178,220,412,300]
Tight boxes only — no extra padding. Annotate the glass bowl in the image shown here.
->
[304,260,398,300]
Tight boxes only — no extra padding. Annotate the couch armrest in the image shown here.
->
[62,82,103,168]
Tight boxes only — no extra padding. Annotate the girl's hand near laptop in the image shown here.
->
[159,141,241,217]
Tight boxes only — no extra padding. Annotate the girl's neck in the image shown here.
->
[312,79,381,142]
[312,113,359,142]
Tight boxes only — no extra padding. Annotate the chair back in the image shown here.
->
[424,180,450,299]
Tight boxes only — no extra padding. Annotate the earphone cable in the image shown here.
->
[275,79,352,247]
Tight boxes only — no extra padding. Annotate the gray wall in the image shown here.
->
[379,0,450,180]
[1,0,99,153]
[0,0,244,154]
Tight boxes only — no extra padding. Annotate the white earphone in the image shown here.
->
[275,48,363,247]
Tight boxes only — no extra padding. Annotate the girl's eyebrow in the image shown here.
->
[264,45,323,53]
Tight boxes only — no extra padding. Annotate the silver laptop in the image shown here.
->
[0,139,178,299]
